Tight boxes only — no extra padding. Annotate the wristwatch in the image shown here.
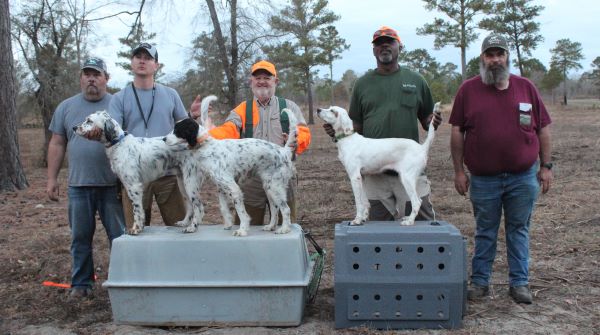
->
[540,162,553,170]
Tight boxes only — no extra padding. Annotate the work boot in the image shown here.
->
[467,283,489,300]
[68,286,93,301]
[509,285,533,304]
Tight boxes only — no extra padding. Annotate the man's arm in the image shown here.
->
[47,134,67,201]
[450,126,469,196]
[537,125,553,193]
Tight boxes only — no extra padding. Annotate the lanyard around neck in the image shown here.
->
[131,82,155,130]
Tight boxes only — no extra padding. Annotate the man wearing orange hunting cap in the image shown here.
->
[202,60,311,225]
[324,25,442,222]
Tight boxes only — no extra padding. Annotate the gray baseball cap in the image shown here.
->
[481,34,509,53]
[81,57,108,74]
[132,42,158,61]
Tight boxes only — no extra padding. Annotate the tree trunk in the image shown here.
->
[563,68,568,105]
[329,61,334,106]
[0,0,28,191]
[516,45,524,76]
[306,68,314,125]
[206,0,237,110]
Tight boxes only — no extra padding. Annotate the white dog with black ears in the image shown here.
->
[164,95,298,237]
[316,103,440,226]
[73,111,190,235]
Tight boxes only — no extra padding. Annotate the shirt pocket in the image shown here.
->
[400,86,417,109]
[518,102,533,132]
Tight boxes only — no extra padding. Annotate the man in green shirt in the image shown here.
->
[326,25,442,221]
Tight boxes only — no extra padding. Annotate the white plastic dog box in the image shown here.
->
[103,224,314,326]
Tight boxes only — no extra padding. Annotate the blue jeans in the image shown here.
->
[68,186,125,288]
[469,164,540,287]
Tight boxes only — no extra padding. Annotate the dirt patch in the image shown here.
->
[1,104,599,334]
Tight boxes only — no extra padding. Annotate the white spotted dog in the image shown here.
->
[164,97,298,237]
[73,111,190,235]
[316,103,440,226]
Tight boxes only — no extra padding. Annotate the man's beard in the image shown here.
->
[84,85,102,100]
[252,86,275,101]
[480,59,510,85]
[377,49,395,64]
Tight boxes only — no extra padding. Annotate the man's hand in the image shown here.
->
[47,179,60,201]
[432,109,443,130]
[454,171,470,196]
[190,95,202,120]
[282,132,298,152]
[322,123,336,138]
[537,168,553,194]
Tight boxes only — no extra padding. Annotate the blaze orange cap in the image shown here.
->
[251,60,277,77]
[372,26,401,44]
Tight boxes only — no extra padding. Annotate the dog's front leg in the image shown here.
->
[126,185,146,235]
[174,172,193,229]
[180,174,205,233]
[221,181,250,237]
[348,172,369,225]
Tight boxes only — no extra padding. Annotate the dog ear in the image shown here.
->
[174,118,200,147]
[103,119,116,142]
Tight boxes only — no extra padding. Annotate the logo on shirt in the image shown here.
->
[402,83,416,88]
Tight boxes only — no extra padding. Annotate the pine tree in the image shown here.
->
[417,0,493,82]
[479,0,545,76]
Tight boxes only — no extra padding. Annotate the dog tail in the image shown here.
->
[200,95,218,125]
[282,108,298,160]
[421,102,440,153]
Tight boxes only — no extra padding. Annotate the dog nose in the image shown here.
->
[317,108,321,114]
[162,137,166,142]
[72,126,77,131]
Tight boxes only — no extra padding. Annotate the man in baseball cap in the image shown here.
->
[449,32,552,305]
[132,42,158,61]
[48,54,125,300]
[202,59,311,226]
[323,25,441,225]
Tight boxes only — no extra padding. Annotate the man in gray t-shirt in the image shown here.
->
[108,42,188,229]
[47,57,125,300]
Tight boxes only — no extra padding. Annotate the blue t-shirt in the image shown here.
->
[49,93,117,186]
[108,83,188,137]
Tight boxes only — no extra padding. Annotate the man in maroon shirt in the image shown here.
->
[449,33,553,304]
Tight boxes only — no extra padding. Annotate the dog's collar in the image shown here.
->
[335,131,354,141]
[107,132,127,147]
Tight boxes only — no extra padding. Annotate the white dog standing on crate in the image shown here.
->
[73,111,190,235]
[164,96,298,237]
[317,103,440,226]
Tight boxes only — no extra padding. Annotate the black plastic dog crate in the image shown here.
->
[334,221,467,329]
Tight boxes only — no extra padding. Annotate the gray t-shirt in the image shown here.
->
[49,93,117,186]
[108,82,188,137]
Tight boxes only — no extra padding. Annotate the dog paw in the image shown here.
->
[399,217,415,226]
[275,226,291,234]
[223,225,233,230]
[233,229,248,237]
[182,225,197,233]
[174,220,189,227]
[262,224,276,231]
[128,227,142,235]
[350,218,364,226]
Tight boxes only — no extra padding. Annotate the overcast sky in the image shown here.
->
[82,0,600,88]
